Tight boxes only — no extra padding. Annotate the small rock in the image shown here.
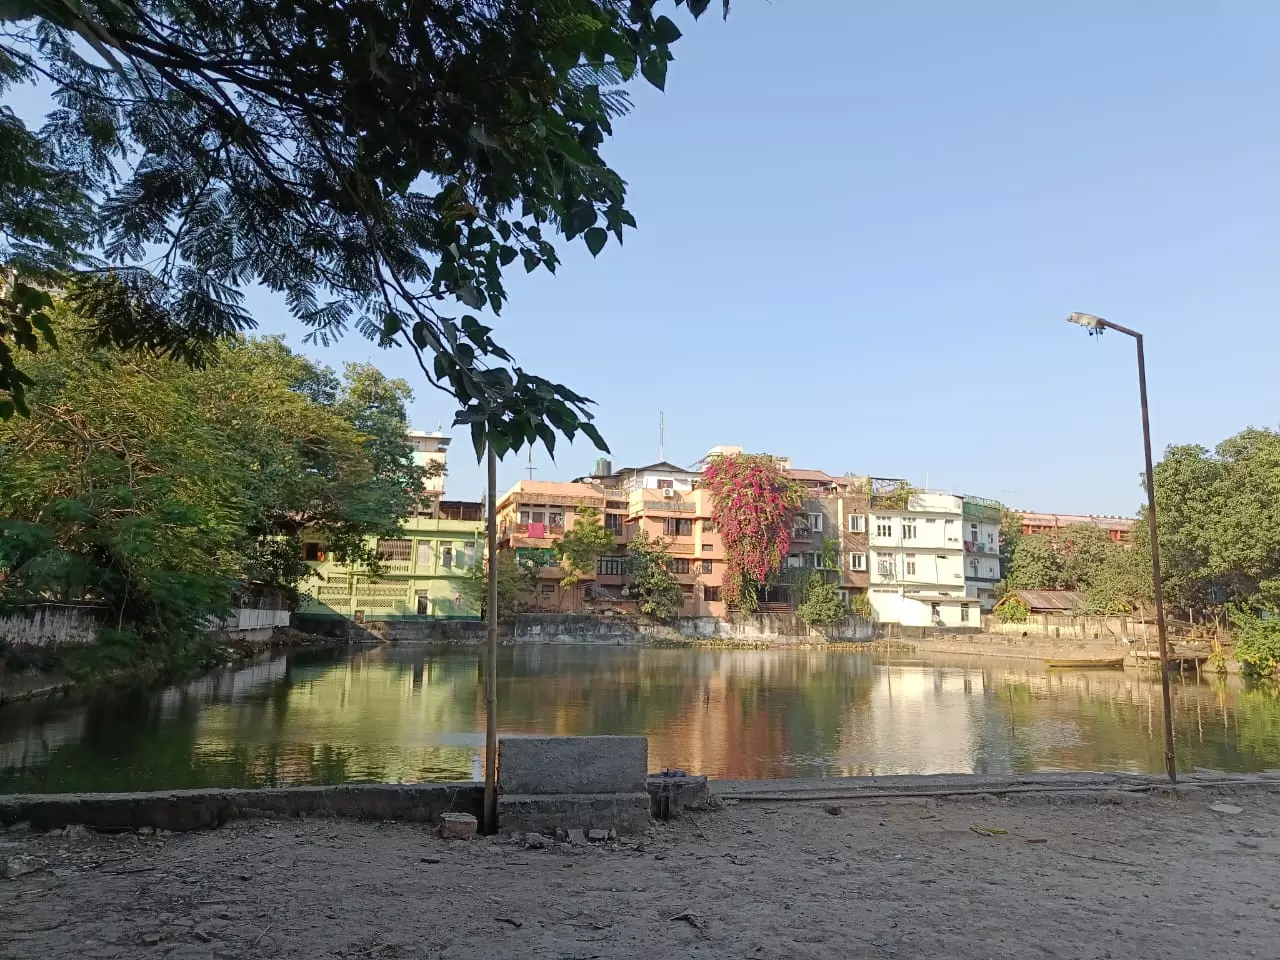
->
[420,857,442,864]
[5,821,31,834]
[566,828,586,845]
[1210,803,1243,815]
[607,828,617,841]
[62,824,89,838]
[3,854,49,880]
[1237,838,1260,849]
[439,813,478,840]
[523,833,547,850]
[587,829,609,843]
[138,826,156,836]
[141,931,163,945]
[824,805,843,816]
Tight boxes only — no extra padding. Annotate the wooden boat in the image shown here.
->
[1044,656,1127,669]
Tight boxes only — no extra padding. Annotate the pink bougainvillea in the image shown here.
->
[700,453,805,610]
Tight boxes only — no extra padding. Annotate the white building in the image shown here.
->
[961,496,1003,610]
[406,429,448,494]
[867,492,980,629]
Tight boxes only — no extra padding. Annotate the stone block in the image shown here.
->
[497,792,651,836]
[646,773,710,820]
[498,736,647,795]
[439,812,477,839]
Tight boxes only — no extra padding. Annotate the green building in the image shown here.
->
[296,431,485,623]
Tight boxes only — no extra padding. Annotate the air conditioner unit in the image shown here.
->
[662,488,675,498]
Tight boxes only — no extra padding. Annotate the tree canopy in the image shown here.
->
[1,0,726,455]
[0,306,422,653]
[1005,522,1150,615]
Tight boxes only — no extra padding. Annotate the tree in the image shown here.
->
[460,554,535,622]
[0,305,419,662]
[795,574,845,629]
[700,452,805,612]
[998,509,1022,581]
[1229,604,1280,677]
[554,506,614,589]
[626,529,683,620]
[1006,533,1066,591]
[1,0,728,454]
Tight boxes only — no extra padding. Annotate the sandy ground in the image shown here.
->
[3,790,1279,960]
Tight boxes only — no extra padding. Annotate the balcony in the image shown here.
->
[964,540,996,555]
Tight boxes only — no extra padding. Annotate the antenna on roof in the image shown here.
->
[659,411,665,462]
[526,446,536,481]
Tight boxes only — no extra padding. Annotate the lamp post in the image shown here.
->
[1066,312,1176,783]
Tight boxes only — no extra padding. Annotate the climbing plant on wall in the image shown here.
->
[700,453,805,612]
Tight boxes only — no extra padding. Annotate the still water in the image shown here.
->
[4,644,1280,793]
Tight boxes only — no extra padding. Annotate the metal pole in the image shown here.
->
[1134,334,1177,783]
[483,442,499,832]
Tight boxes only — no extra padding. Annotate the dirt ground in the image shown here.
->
[3,790,1278,960]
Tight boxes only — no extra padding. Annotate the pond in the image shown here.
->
[3,643,1280,793]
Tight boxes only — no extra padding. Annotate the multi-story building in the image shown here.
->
[866,491,980,629]
[296,430,485,623]
[961,495,1003,610]
[497,460,727,617]
[780,466,871,608]
[1016,511,1135,544]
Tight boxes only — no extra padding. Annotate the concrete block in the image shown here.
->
[439,812,477,839]
[497,792,651,836]
[498,736,647,795]
[647,773,710,820]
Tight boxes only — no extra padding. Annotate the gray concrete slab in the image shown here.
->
[498,735,647,795]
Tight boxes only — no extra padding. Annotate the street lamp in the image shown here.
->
[1066,311,1176,783]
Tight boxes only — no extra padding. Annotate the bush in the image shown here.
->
[995,596,1029,623]
[796,574,845,628]
[1230,605,1280,676]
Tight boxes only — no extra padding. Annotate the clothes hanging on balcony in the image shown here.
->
[528,521,546,539]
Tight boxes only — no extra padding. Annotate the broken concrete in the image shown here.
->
[438,812,477,839]
[647,772,710,820]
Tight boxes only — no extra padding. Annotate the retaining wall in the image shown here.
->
[983,614,1157,642]
[0,604,107,648]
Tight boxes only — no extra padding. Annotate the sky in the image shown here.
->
[12,2,1280,514]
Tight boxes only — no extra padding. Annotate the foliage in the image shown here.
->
[700,453,805,611]
[555,506,614,588]
[818,535,841,571]
[1229,604,1280,677]
[848,591,873,618]
[998,509,1022,581]
[0,308,418,657]
[1,0,728,456]
[795,574,846,628]
[460,554,535,622]
[626,529,683,620]
[1005,523,1149,614]
[994,595,1029,623]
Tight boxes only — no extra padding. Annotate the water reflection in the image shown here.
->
[2,645,1280,793]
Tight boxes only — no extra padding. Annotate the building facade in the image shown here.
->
[866,492,980,628]
[961,495,1002,610]
[1016,511,1135,544]
[296,431,485,623]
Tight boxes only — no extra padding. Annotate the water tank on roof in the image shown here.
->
[595,457,613,476]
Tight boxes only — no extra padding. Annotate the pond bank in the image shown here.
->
[3,787,1276,959]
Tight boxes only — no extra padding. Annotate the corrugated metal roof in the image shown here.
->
[1012,590,1087,612]
[786,468,838,483]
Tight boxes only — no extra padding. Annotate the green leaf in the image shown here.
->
[535,422,557,458]
[498,245,518,266]
[641,52,668,91]
[471,421,486,462]
[382,312,404,338]
[687,0,711,15]
[0,398,13,420]
[652,15,682,44]
[583,227,608,257]
[580,421,610,453]
[522,250,540,273]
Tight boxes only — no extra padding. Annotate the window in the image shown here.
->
[848,515,864,533]
[606,500,628,510]
[671,558,691,574]
[902,522,917,540]
[657,478,674,490]
[597,556,628,576]
[377,539,412,561]
[848,553,866,571]
[702,543,714,553]
[876,522,893,538]
[988,531,995,545]
[931,602,941,620]
[519,508,545,525]
[969,559,979,576]
[604,512,624,534]
[664,517,693,537]
[540,582,555,596]
[440,544,454,568]
[961,604,970,623]
[807,512,824,532]
[303,542,325,562]
[906,558,917,576]
[702,520,717,532]
[704,586,721,602]
[416,541,432,567]
[876,554,894,576]
[702,559,713,573]
[548,509,564,527]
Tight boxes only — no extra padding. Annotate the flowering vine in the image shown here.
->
[700,453,805,612]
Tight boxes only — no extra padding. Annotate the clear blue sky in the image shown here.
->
[13,3,1280,513]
